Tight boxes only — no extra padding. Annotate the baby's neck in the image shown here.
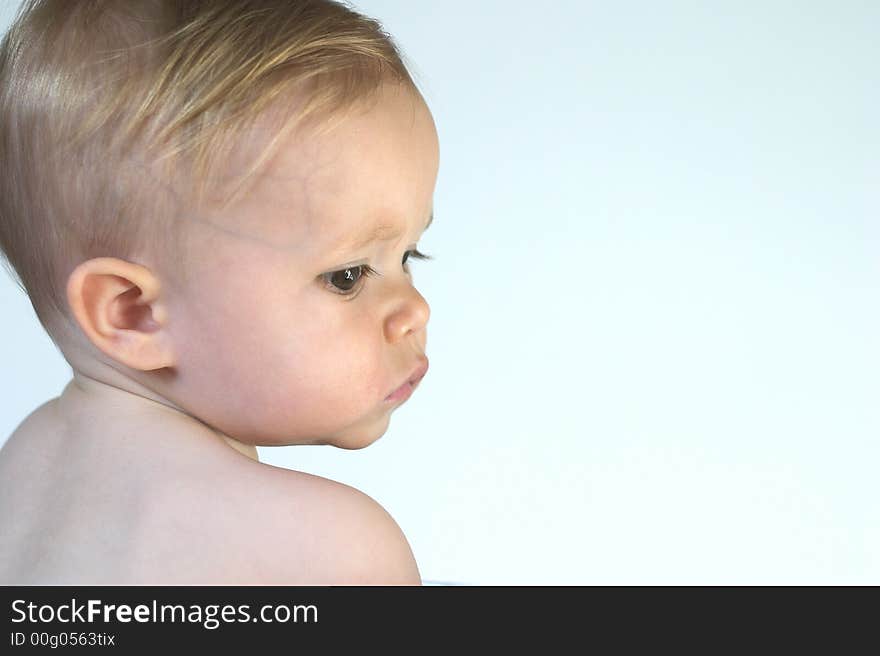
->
[56,371,259,463]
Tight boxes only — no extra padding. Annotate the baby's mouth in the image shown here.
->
[385,358,429,402]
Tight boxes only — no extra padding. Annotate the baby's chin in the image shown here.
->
[311,431,386,451]
[330,435,383,450]
[319,412,394,450]
[243,427,389,451]
[218,408,395,451]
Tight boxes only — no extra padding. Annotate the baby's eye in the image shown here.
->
[402,248,432,271]
[322,264,379,296]
[322,249,433,297]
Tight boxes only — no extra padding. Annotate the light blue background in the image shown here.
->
[1,1,877,584]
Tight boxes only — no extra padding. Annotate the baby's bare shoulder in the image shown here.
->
[228,463,421,585]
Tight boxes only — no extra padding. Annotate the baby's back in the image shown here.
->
[0,398,269,584]
[0,398,420,584]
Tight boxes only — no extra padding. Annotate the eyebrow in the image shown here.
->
[339,210,434,252]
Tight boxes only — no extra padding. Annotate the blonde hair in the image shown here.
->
[0,0,419,344]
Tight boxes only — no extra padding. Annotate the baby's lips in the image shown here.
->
[385,358,429,401]
[409,358,429,386]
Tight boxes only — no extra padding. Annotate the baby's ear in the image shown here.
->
[65,257,175,371]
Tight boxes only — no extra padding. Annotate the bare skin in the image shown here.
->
[0,379,420,584]
[0,81,438,584]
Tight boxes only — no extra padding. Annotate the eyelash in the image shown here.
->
[322,249,433,297]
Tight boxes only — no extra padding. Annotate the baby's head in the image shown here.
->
[0,0,439,450]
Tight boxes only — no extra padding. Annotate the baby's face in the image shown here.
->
[162,82,439,449]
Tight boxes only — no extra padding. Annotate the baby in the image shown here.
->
[0,0,438,584]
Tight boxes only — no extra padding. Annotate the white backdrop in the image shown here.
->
[1,1,878,584]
